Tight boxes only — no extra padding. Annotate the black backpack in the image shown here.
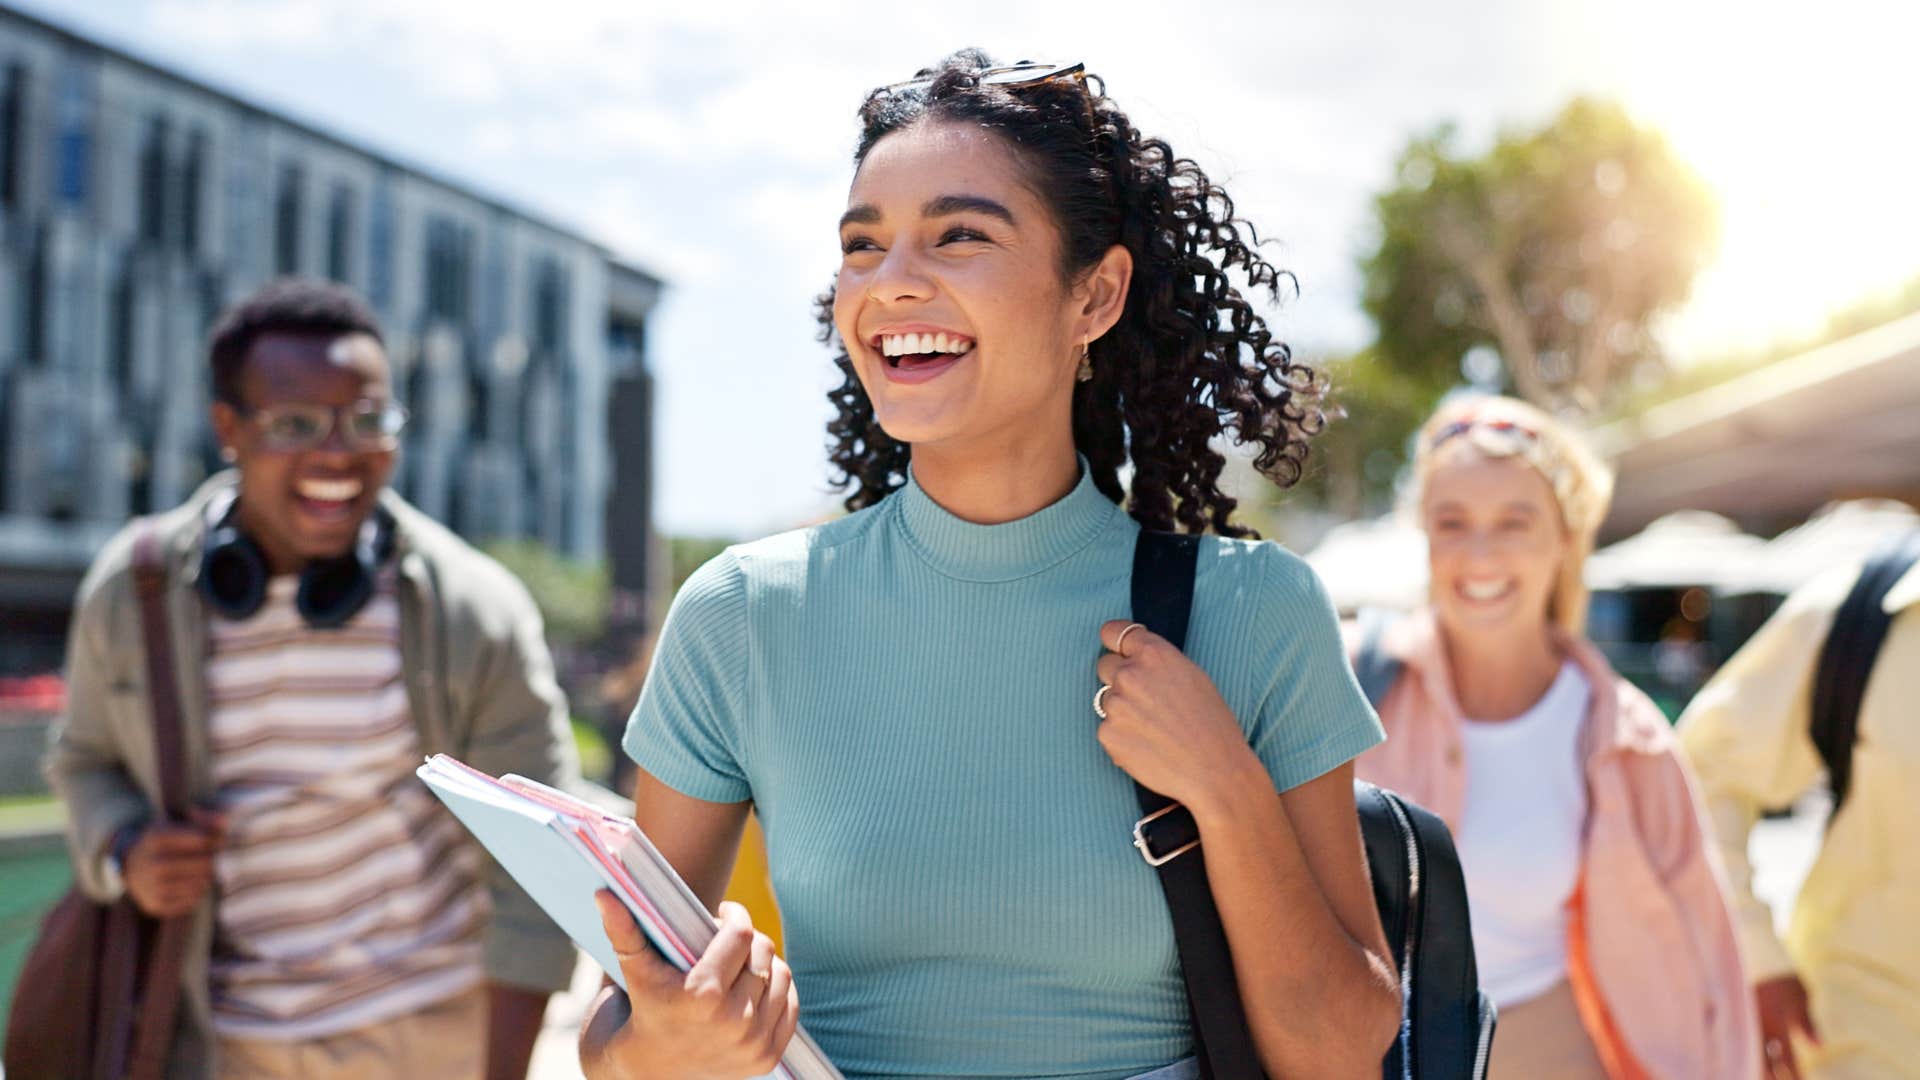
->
[1811,530,1920,817]
[1127,531,1495,1080]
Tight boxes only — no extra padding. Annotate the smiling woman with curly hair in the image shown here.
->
[582,50,1399,1080]
[820,52,1324,535]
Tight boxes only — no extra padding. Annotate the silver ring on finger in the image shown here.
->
[1093,684,1112,719]
[1115,622,1146,656]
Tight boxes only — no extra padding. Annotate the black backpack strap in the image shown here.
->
[1352,608,1405,710]
[1811,530,1920,815]
[1128,530,1264,1080]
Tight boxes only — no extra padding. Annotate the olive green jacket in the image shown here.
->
[45,473,581,1078]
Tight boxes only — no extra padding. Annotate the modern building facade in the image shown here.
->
[0,4,662,673]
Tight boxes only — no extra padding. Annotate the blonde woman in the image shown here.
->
[1352,396,1757,1079]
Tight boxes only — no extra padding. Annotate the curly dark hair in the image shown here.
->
[209,277,385,407]
[818,50,1326,537]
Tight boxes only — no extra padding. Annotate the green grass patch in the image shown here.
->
[0,847,75,1034]
[0,795,63,834]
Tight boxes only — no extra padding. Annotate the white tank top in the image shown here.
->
[1454,660,1590,1008]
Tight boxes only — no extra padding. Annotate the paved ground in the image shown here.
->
[528,952,608,1079]
[526,799,1832,1078]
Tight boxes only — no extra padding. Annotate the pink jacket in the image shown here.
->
[1352,611,1759,1080]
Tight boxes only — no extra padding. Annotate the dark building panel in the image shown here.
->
[605,367,653,639]
[274,161,303,274]
[1,61,25,208]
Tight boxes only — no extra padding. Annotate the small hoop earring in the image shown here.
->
[1075,342,1093,383]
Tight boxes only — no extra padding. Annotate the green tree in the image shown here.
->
[669,536,733,593]
[1362,98,1718,413]
[481,540,609,647]
[1292,349,1435,519]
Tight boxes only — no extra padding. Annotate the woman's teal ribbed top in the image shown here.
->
[624,464,1383,1080]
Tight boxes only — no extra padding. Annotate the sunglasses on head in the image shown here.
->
[1429,415,1539,450]
[875,61,1087,97]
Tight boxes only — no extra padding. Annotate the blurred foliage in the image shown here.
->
[1290,349,1435,519]
[1270,98,1721,517]
[571,717,612,784]
[669,536,734,594]
[481,540,609,646]
[1363,98,1718,414]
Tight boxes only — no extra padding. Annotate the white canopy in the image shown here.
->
[1728,499,1920,595]
[1584,510,1769,592]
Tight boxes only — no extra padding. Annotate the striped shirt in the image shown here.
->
[205,572,486,1041]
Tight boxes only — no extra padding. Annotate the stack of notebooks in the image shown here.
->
[417,754,841,1080]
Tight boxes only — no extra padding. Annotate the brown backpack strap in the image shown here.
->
[126,524,194,1080]
[132,526,190,816]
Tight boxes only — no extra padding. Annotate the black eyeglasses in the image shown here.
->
[876,61,1087,96]
[242,400,409,453]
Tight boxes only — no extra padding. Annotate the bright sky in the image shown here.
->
[17,0,1917,538]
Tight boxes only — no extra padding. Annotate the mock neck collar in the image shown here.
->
[894,458,1120,583]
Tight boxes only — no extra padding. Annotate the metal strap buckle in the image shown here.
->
[1132,803,1200,867]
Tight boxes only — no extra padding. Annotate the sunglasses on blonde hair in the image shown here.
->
[1428,415,1539,450]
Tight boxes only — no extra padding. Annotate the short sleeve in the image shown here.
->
[1245,547,1387,792]
[623,550,754,803]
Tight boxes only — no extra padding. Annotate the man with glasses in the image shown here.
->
[47,278,580,1079]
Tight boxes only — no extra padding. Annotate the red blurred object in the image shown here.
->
[0,673,66,714]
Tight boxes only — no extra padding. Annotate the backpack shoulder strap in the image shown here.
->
[130,523,189,818]
[127,522,194,1080]
[1811,530,1920,814]
[1353,607,1405,710]
[1129,530,1263,1080]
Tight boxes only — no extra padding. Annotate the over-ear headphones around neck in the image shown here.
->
[197,489,396,630]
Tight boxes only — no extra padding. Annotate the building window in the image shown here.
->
[138,114,168,245]
[326,182,354,282]
[482,227,507,339]
[54,65,92,206]
[1,62,25,209]
[180,128,207,254]
[22,235,48,364]
[110,263,136,390]
[468,369,489,440]
[424,214,471,322]
[274,163,303,274]
[531,258,569,353]
[368,176,394,308]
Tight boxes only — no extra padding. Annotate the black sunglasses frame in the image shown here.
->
[875,61,1087,97]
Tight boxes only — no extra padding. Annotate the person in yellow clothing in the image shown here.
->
[1678,537,1920,1080]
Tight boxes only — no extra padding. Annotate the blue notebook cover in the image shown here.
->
[417,757,842,1080]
